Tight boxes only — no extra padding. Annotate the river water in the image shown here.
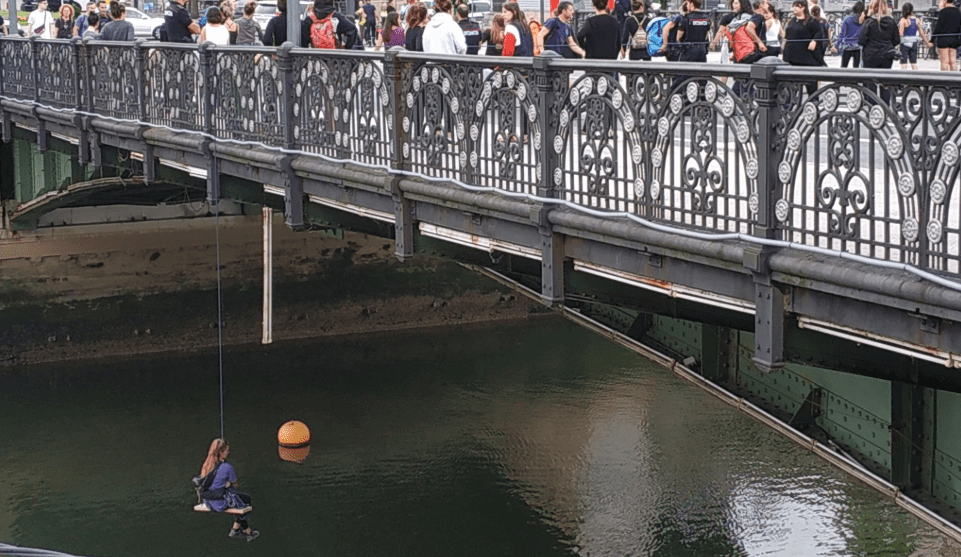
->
[0,318,959,557]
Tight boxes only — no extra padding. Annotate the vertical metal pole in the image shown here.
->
[262,206,273,344]
[287,0,301,48]
[7,0,16,36]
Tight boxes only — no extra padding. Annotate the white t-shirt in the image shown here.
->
[203,23,230,45]
[27,10,53,39]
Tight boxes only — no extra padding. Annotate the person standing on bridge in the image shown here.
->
[422,0,467,54]
[404,2,427,50]
[675,0,711,62]
[300,0,361,49]
[55,3,76,39]
[163,0,201,42]
[456,4,481,54]
[27,0,54,39]
[362,0,376,46]
[576,0,620,59]
[933,0,961,71]
[98,2,135,40]
[198,439,259,542]
[834,1,865,68]
[263,0,286,45]
[375,11,405,48]
[73,1,96,36]
[501,2,534,56]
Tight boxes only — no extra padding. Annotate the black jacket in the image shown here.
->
[858,15,899,65]
[934,5,961,48]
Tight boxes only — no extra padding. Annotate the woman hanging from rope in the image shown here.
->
[197,439,260,541]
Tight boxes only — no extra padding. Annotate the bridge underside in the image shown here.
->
[2,111,960,392]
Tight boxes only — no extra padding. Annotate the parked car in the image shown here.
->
[469,0,491,25]
[124,6,165,37]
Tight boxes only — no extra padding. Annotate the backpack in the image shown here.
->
[191,462,224,502]
[645,16,669,57]
[309,12,338,49]
[631,14,648,50]
[728,23,757,62]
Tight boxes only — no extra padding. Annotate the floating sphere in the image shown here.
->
[278,444,310,463]
[278,420,310,448]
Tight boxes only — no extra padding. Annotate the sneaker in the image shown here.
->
[228,528,244,539]
[245,530,260,542]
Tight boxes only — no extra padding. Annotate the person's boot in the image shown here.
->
[245,529,260,542]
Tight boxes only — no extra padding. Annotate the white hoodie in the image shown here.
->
[422,12,467,54]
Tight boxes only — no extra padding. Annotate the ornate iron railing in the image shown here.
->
[3,37,961,276]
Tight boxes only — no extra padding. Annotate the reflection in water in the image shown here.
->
[0,319,960,556]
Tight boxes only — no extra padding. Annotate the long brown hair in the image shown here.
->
[200,438,229,478]
[382,12,400,39]
[489,13,506,44]
[406,2,427,27]
[501,1,527,26]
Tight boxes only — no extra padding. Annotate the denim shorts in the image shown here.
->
[900,42,918,64]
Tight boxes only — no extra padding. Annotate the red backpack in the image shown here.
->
[727,24,758,63]
[309,13,338,49]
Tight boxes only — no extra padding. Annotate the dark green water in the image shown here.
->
[1,319,959,557]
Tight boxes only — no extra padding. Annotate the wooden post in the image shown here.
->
[262,206,273,345]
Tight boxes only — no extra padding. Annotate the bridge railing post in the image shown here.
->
[531,53,565,306]
[385,49,414,262]
[71,37,90,165]
[277,42,304,231]
[748,57,787,373]
[29,36,47,153]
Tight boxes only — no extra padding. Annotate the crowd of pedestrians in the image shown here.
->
[9,0,961,74]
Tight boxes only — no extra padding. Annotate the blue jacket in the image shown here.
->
[837,14,863,50]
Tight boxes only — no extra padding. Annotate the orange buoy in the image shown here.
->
[278,420,310,448]
[278,444,310,463]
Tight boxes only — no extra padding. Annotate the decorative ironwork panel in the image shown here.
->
[290,54,390,166]
[889,83,961,273]
[340,57,392,167]
[555,72,642,214]
[210,50,283,146]
[35,40,77,109]
[0,39,35,101]
[775,84,921,266]
[143,46,203,131]
[399,62,475,183]
[463,67,540,195]
[87,43,140,121]
[556,68,756,233]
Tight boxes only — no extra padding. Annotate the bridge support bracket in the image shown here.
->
[531,205,565,307]
[390,177,415,262]
[206,154,220,206]
[278,156,305,231]
[90,131,103,168]
[36,119,47,154]
[752,279,785,374]
[1,110,10,143]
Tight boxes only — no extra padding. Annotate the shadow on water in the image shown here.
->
[0,319,959,556]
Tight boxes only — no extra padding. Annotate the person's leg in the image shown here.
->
[841,50,851,68]
[951,48,959,71]
[900,45,909,70]
[940,47,950,71]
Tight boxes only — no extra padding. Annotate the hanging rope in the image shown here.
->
[215,196,225,440]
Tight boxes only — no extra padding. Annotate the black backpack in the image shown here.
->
[191,462,225,502]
